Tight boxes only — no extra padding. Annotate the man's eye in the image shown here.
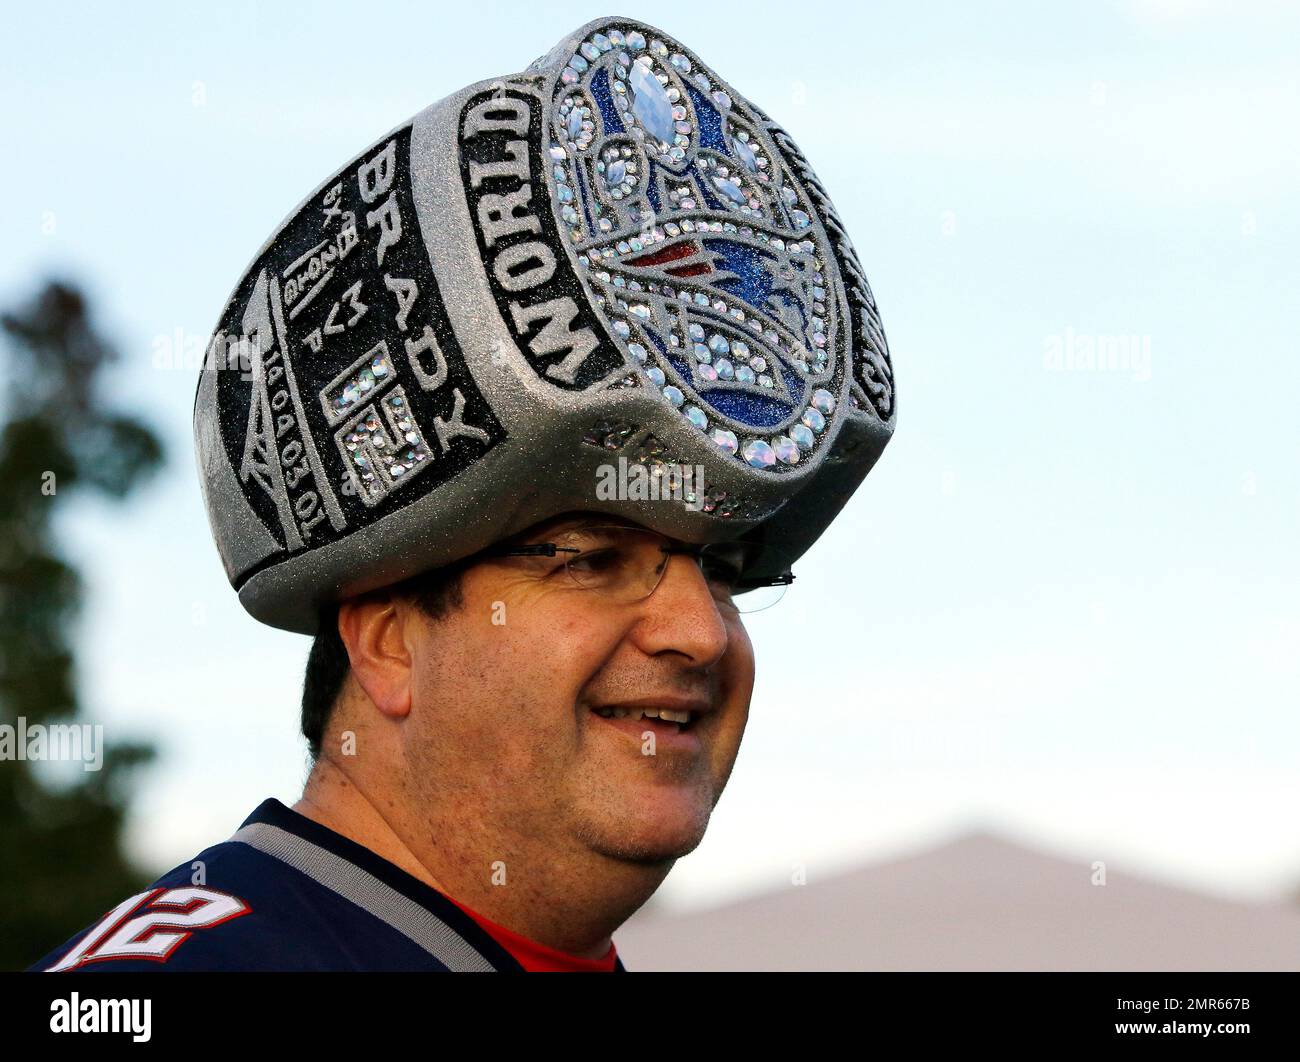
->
[568,547,625,575]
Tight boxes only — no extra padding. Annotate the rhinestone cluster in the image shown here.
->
[341,390,431,500]
[556,94,596,153]
[327,349,394,422]
[680,323,778,392]
[581,420,772,519]
[582,419,639,449]
[608,312,837,468]
[549,24,846,476]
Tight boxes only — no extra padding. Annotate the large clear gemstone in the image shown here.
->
[733,135,758,173]
[629,59,677,145]
[713,175,747,205]
[742,439,776,468]
[711,428,738,455]
[772,436,800,464]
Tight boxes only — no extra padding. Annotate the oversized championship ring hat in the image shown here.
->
[194,16,896,635]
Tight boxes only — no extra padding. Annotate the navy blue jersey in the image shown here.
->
[29,798,626,972]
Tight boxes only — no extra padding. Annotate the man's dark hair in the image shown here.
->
[300,562,469,761]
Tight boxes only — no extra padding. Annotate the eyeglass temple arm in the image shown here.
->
[738,571,795,589]
[481,543,582,558]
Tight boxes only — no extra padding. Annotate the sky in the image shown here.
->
[2,0,1298,913]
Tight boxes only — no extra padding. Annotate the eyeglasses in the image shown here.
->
[480,524,793,614]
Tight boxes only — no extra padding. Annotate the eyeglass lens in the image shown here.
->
[547,526,787,614]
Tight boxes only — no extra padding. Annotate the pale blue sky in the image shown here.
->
[3,0,1298,910]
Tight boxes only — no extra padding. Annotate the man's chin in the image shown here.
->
[579,800,712,865]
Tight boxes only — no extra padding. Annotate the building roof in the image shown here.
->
[615,832,1300,971]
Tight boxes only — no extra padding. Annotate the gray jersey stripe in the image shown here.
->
[228,821,498,972]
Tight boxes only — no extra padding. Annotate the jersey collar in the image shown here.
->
[237,798,627,973]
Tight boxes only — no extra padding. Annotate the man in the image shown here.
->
[30,15,895,971]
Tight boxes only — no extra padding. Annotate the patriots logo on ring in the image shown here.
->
[547,25,847,452]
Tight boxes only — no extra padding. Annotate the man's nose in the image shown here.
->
[630,552,731,665]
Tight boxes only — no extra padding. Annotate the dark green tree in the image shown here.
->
[0,280,163,969]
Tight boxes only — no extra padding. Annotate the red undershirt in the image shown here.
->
[443,893,619,972]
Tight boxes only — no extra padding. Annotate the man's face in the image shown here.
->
[401,512,755,867]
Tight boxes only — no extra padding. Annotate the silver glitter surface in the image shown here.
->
[193,17,895,635]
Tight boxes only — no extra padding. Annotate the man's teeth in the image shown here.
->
[594,706,694,725]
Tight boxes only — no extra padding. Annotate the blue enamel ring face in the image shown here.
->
[542,21,881,472]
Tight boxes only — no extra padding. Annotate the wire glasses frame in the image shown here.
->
[479,524,793,614]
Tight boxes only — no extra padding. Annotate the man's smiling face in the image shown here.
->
[401,511,755,867]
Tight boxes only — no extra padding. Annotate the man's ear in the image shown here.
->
[336,593,414,722]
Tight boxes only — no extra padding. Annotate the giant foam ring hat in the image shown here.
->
[194,16,896,635]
